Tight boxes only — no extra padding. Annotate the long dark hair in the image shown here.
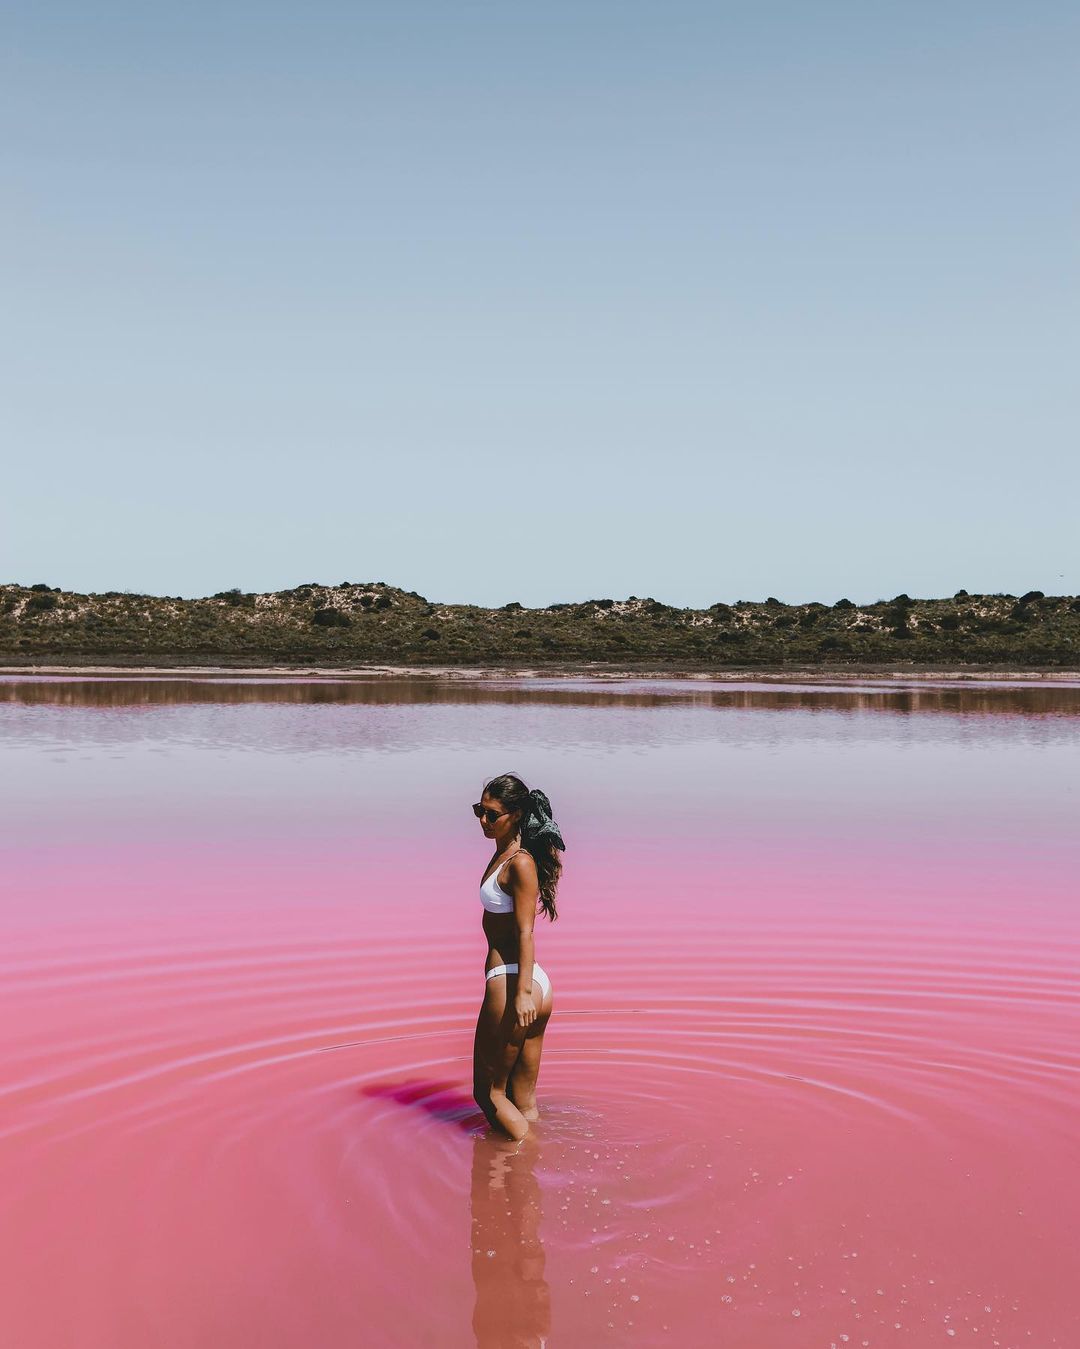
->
[483,773,562,922]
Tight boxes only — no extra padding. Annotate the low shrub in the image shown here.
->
[312,608,350,628]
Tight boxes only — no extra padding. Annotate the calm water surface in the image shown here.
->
[1,675,1078,1348]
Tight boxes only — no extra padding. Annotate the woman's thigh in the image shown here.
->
[473,978,516,1083]
[474,975,550,1092]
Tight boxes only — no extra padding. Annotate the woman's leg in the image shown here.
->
[507,973,553,1119]
[472,976,532,1141]
[507,1019,549,1121]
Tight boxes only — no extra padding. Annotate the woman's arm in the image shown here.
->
[509,853,540,1029]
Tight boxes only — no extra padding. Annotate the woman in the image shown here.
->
[472,773,565,1141]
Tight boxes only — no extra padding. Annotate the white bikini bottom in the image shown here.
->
[485,962,551,1000]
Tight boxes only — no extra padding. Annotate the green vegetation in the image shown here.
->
[0,582,1077,669]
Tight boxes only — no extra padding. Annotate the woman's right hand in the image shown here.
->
[514,990,536,1030]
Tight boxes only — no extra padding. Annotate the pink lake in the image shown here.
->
[1,674,1078,1348]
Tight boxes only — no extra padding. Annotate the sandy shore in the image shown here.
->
[1,662,1078,683]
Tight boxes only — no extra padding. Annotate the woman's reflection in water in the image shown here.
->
[470,1128,551,1348]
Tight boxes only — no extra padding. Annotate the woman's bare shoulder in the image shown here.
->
[509,848,538,878]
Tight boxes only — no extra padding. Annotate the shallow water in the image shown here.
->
[1,675,1078,1348]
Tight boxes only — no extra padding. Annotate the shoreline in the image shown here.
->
[1,661,1079,684]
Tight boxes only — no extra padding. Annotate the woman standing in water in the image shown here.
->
[472,773,565,1141]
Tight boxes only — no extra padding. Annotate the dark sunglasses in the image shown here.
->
[472,803,509,825]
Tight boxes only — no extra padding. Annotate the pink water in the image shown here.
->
[2,675,1078,1348]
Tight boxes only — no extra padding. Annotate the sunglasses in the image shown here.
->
[472,803,509,825]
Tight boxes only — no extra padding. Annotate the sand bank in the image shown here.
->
[1,662,1078,683]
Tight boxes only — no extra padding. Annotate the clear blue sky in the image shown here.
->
[4,2,1077,607]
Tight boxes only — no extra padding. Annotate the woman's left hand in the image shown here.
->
[514,990,536,1030]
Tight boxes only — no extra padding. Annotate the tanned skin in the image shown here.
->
[472,792,554,1141]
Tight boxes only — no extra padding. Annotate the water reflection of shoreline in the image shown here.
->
[3,674,1079,721]
[470,1130,550,1349]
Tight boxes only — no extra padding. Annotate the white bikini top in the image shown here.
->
[479,849,526,914]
